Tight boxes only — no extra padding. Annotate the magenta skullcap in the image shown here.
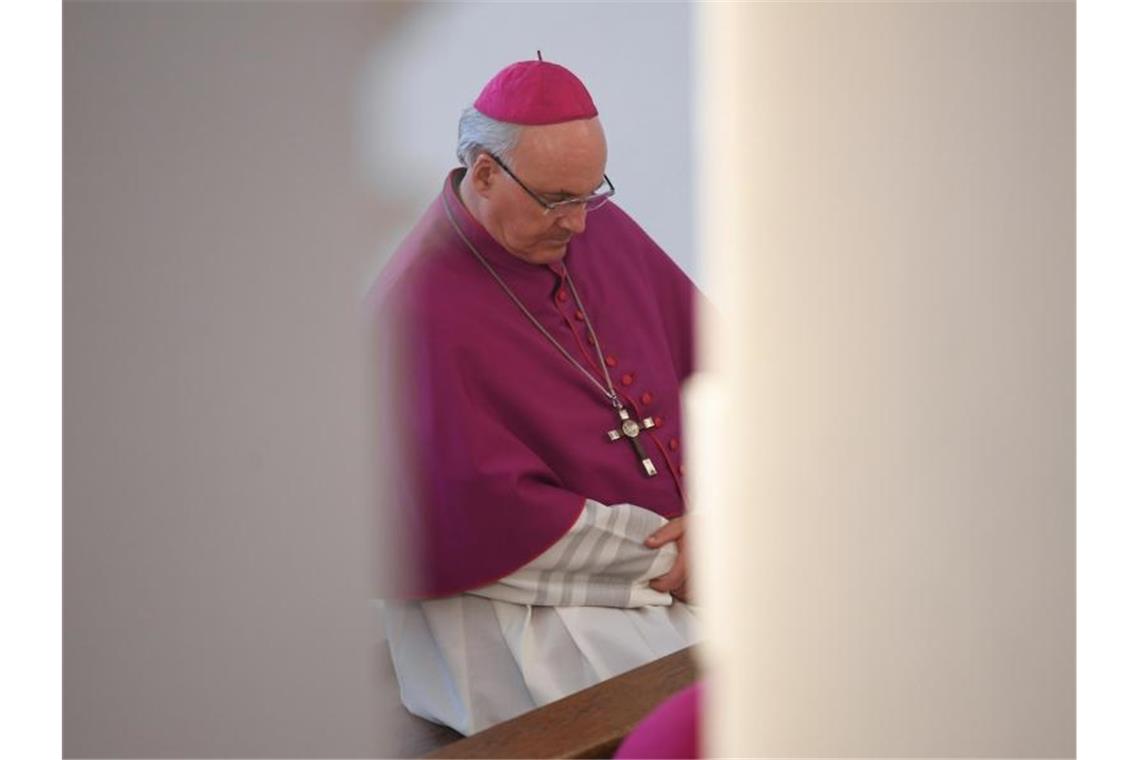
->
[473,57,598,126]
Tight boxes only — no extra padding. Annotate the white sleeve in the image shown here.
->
[465,499,679,608]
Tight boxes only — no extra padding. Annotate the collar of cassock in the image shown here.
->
[443,167,570,290]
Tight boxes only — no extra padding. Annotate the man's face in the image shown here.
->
[482,118,607,265]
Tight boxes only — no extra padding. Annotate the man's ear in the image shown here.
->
[469,153,498,197]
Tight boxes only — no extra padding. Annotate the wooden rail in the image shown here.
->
[425,645,699,759]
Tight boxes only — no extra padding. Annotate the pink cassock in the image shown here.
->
[367,168,699,599]
[614,682,702,759]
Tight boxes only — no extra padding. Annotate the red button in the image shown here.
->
[605,355,617,367]
[557,290,569,302]
[587,334,595,346]
[640,391,654,405]
[669,437,679,451]
[653,415,664,426]
[575,310,584,321]
[621,373,634,386]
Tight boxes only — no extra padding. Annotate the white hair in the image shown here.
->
[456,105,522,168]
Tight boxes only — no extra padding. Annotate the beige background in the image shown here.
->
[694,1,1075,757]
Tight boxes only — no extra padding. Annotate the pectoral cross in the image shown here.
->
[606,406,658,476]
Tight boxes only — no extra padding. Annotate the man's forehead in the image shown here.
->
[513,119,607,189]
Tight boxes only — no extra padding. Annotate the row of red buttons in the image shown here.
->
[555,283,682,466]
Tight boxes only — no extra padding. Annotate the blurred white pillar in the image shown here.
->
[692,2,1074,756]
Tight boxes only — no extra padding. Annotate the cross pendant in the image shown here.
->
[605,406,658,476]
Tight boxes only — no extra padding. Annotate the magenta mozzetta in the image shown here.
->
[368,168,699,599]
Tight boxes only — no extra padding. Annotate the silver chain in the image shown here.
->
[441,193,623,409]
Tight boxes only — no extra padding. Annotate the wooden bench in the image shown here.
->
[423,646,699,759]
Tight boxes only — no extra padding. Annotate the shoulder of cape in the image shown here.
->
[368,220,487,320]
[369,274,520,387]
[591,204,698,309]
[589,201,679,273]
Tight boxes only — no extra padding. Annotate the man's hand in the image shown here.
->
[645,515,691,603]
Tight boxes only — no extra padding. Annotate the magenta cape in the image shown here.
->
[367,169,698,599]
[614,682,702,759]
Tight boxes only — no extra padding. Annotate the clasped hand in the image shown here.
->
[645,515,691,603]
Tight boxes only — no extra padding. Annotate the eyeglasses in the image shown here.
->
[488,153,615,214]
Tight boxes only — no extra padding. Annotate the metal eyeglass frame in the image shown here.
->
[488,152,615,214]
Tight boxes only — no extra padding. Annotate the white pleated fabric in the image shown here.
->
[379,499,701,736]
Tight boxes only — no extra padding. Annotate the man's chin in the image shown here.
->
[505,238,571,266]
[527,241,570,264]
[545,243,570,260]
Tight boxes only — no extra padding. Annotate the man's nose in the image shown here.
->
[558,203,588,235]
